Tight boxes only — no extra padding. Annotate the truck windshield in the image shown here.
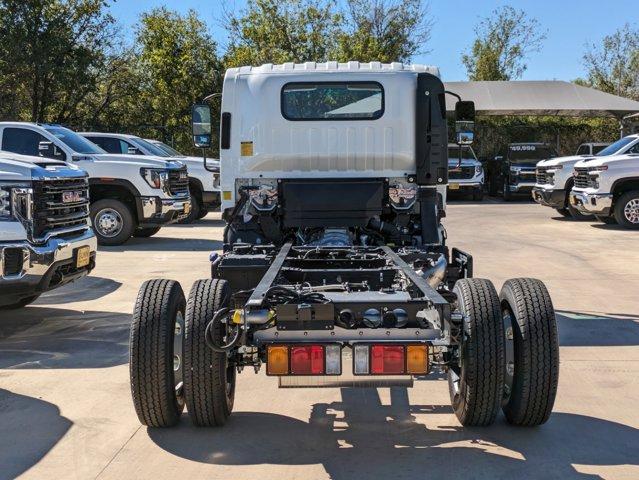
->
[508,145,555,163]
[45,127,105,154]
[135,138,171,157]
[596,137,636,156]
[448,146,477,162]
[282,82,384,120]
[151,141,185,158]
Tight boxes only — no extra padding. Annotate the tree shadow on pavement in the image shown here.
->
[148,387,639,480]
[30,275,122,305]
[99,237,222,253]
[556,310,639,346]
[0,388,72,480]
[0,307,130,369]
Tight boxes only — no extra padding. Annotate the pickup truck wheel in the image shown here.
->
[197,207,209,219]
[91,199,134,246]
[500,278,559,426]
[184,279,235,427]
[472,189,484,201]
[130,279,186,427]
[179,196,201,224]
[133,226,161,238]
[595,215,617,225]
[1,294,40,309]
[555,208,571,218]
[447,278,504,426]
[614,191,639,229]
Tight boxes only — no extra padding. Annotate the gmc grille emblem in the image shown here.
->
[62,191,83,203]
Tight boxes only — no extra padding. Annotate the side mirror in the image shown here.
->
[38,141,61,159]
[455,100,475,145]
[192,104,212,149]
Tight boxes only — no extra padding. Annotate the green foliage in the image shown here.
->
[462,6,546,81]
[581,24,639,100]
[223,0,342,66]
[334,0,432,63]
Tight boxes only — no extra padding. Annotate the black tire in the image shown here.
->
[197,207,209,220]
[133,226,161,238]
[179,195,201,224]
[503,180,512,201]
[91,198,135,246]
[500,278,559,426]
[184,279,236,427]
[130,279,186,427]
[448,278,504,426]
[472,189,484,201]
[613,190,639,229]
[595,215,617,225]
[555,208,571,218]
[1,294,40,309]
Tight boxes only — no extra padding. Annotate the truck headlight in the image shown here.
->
[0,187,11,219]
[510,166,521,173]
[588,166,608,173]
[475,165,482,175]
[141,168,169,189]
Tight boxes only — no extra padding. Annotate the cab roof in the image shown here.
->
[226,61,440,77]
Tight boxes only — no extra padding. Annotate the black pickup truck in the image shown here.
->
[486,143,557,200]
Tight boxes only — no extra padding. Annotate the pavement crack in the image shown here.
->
[94,425,141,479]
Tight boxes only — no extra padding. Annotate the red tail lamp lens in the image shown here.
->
[290,345,325,374]
[371,345,405,374]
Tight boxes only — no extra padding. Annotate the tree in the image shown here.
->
[581,24,639,100]
[462,6,546,81]
[222,0,342,67]
[334,0,432,63]
[0,0,116,122]
[134,7,222,152]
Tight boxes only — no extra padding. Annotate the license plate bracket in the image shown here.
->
[75,246,91,268]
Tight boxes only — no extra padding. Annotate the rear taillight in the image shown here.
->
[267,344,342,376]
[354,344,429,375]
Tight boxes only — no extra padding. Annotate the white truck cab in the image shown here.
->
[447,143,484,200]
[0,153,97,308]
[0,122,191,245]
[534,135,639,221]
[575,142,610,156]
[80,132,220,221]
[569,139,639,228]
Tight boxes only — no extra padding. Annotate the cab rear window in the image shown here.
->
[281,82,384,121]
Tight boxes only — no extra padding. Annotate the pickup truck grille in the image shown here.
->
[536,167,549,184]
[32,178,90,241]
[573,168,591,189]
[167,169,189,196]
[448,166,475,180]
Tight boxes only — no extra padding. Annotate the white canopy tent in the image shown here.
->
[444,81,639,119]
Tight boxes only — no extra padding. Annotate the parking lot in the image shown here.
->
[1,201,638,480]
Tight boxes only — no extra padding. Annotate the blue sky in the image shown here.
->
[109,0,637,81]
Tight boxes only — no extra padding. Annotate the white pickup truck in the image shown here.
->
[569,142,639,229]
[447,143,484,200]
[0,122,191,245]
[80,133,220,222]
[0,153,97,308]
[533,136,638,219]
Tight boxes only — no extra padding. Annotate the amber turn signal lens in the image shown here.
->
[267,346,289,375]
[406,345,428,374]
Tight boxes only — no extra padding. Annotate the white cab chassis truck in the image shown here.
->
[80,133,220,222]
[0,123,191,245]
[569,141,639,228]
[129,62,559,428]
[533,136,639,220]
[0,154,96,308]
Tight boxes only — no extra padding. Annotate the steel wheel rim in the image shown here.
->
[95,208,123,237]
[623,198,639,224]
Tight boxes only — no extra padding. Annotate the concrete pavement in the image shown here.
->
[1,203,638,480]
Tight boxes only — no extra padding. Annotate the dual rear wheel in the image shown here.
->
[130,278,235,427]
[448,277,559,427]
